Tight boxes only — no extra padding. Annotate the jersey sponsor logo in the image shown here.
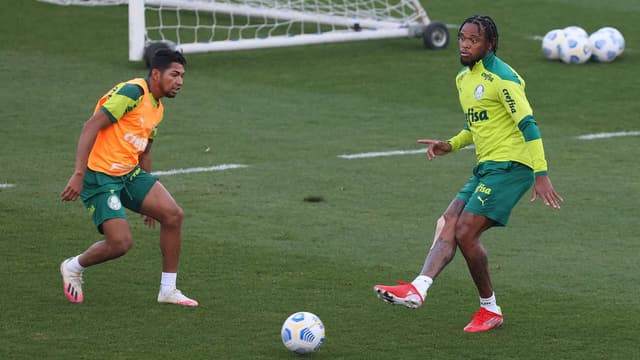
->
[106,85,119,99]
[465,108,489,124]
[474,84,485,100]
[474,183,492,195]
[124,103,138,114]
[109,163,136,173]
[124,132,149,152]
[481,72,494,82]
[107,194,122,211]
[502,88,517,113]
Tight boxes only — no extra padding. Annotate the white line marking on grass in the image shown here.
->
[0,183,16,189]
[153,164,249,176]
[338,146,473,159]
[338,149,426,159]
[576,131,640,140]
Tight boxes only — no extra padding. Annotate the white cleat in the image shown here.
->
[60,258,84,303]
[157,288,199,307]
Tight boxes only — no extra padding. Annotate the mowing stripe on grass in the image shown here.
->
[338,145,473,159]
[153,164,249,176]
[576,131,640,140]
[0,183,16,189]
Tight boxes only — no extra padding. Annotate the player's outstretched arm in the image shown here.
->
[417,139,453,160]
[530,175,564,209]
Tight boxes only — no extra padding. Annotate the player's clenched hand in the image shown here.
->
[61,172,84,201]
[531,175,564,209]
[417,139,452,160]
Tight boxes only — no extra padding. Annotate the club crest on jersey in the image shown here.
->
[474,84,485,100]
[107,195,122,211]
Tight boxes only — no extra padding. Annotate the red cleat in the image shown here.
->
[463,307,503,332]
[373,281,424,309]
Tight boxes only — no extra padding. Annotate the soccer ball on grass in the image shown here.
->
[589,31,619,62]
[541,29,565,60]
[594,27,625,57]
[559,33,592,64]
[281,312,325,354]
[563,25,589,39]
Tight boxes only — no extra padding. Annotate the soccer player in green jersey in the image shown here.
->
[374,15,563,332]
[60,49,198,307]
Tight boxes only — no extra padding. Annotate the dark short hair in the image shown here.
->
[150,48,187,72]
[458,15,499,54]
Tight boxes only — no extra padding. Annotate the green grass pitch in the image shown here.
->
[1,1,639,359]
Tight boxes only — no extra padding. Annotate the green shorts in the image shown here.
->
[456,161,534,226]
[80,166,158,234]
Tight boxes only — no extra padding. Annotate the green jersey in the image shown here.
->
[448,52,548,175]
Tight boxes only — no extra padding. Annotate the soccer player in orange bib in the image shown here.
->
[60,49,198,306]
[374,16,563,331]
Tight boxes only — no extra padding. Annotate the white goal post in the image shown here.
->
[128,0,449,61]
[38,0,449,61]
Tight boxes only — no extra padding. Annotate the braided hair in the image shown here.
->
[458,15,499,54]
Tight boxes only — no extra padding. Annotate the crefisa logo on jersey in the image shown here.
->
[474,84,485,100]
[502,89,517,113]
[466,107,489,124]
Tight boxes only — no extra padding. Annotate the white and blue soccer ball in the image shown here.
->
[589,31,619,62]
[594,27,625,57]
[542,29,565,60]
[559,32,592,64]
[281,312,325,354]
[563,25,589,39]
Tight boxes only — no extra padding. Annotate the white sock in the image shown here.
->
[480,292,501,314]
[411,275,433,298]
[160,272,177,293]
[67,256,85,273]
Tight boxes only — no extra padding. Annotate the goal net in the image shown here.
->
[38,0,449,61]
[132,0,448,60]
